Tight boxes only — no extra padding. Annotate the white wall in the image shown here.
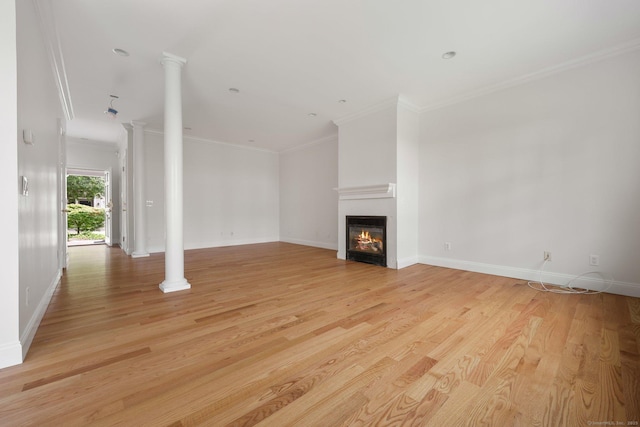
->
[419,50,640,297]
[396,104,420,268]
[279,136,339,250]
[338,107,397,187]
[0,0,21,368]
[145,132,280,253]
[66,138,121,245]
[15,0,63,364]
[337,105,399,267]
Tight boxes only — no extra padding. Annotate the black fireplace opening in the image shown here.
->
[346,216,387,267]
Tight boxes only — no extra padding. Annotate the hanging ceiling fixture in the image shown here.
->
[104,95,119,118]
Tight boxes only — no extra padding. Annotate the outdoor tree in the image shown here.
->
[67,204,105,235]
[67,175,105,205]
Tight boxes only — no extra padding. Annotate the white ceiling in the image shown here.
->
[51,0,640,152]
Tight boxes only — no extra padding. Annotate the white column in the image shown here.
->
[159,52,190,293]
[131,120,149,258]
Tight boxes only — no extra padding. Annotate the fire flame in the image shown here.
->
[355,229,382,252]
[359,230,372,241]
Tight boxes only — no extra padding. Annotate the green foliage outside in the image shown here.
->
[67,204,105,235]
[68,231,105,241]
[67,175,105,204]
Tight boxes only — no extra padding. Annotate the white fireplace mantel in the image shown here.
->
[335,183,396,200]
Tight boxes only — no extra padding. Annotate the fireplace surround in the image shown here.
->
[346,216,387,267]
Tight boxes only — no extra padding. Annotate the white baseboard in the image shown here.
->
[418,256,640,298]
[131,252,150,258]
[0,341,22,369]
[397,257,419,269]
[279,237,338,251]
[148,237,281,254]
[20,269,62,360]
[187,237,281,250]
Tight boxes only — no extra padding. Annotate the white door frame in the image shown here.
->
[57,120,68,269]
[104,169,112,246]
[65,167,112,246]
[120,151,129,253]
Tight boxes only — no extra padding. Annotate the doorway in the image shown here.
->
[66,168,113,247]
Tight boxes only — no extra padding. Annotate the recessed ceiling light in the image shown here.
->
[308,113,317,117]
[248,139,255,143]
[338,99,347,103]
[228,88,240,93]
[442,51,456,59]
[183,127,192,131]
[112,48,130,57]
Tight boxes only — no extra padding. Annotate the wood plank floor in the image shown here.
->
[1,243,639,426]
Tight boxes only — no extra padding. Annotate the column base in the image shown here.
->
[159,278,191,293]
[131,252,150,258]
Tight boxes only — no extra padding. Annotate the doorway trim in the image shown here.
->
[65,167,113,247]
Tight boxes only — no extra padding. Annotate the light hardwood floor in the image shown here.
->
[0,243,638,426]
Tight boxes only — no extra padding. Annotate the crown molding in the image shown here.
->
[279,133,338,154]
[332,94,420,127]
[421,37,640,113]
[33,0,74,121]
[397,96,420,114]
[333,96,400,126]
[144,129,277,154]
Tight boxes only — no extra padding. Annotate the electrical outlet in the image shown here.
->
[544,251,551,261]
[589,254,600,266]
[444,242,451,251]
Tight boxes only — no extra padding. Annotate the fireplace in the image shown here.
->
[346,216,387,267]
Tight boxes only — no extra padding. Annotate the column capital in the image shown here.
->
[160,52,187,68]
[131,120,147,128]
